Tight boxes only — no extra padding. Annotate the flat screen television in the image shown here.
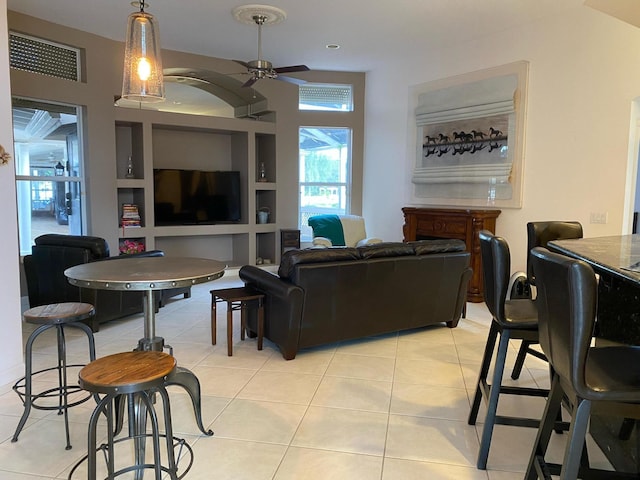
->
[153,169,241,225]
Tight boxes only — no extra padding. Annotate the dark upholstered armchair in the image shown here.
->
[23,234,190,331]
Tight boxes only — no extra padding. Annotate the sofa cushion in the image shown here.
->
[278,247,361,279]
[411,239,467,255]
[357,242,415,259]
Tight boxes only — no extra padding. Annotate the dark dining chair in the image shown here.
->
[526,221,583,287]
[510,221,584,380]
[526,247,640,480]
[468,230,550,469]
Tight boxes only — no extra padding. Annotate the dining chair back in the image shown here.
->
[530,247,595,389]
[478,230,510,324]
[526,221,583,286]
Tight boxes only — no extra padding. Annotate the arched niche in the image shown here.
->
[115,68,272,120]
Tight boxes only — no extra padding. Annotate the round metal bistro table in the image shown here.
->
[65,257,226,446]
[65,256,226,351]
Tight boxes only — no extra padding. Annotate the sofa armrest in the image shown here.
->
[127,249,164,258]
[239,265,304,360]
[312,237,332,247]
[356,237,383,247]
[98,250,164,261]
[448,267,473,328]
[23,255,40,307]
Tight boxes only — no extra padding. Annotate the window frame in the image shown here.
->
[298,126,353,230]
[13,97,86,256]
[299,83,354,112]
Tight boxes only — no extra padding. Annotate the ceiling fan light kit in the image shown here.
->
[231,4,310,88]
[122,0,165,102]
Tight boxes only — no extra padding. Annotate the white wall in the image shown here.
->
[0,0,26,388]
[363,4,640,272]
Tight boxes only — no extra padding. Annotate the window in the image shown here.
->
[299,127,352,229]
[299,84,353,112]
[13,98,85,255]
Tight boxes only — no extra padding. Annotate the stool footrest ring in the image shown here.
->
[13,364,93,411]
[67,433,194,480]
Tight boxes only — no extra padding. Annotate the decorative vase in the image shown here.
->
[125,156,135,178]
[257,208,270,224]
[258,162,267,182]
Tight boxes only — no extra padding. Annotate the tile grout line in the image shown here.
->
[269,343,337,479]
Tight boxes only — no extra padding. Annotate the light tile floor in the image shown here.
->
[0,271,614,479]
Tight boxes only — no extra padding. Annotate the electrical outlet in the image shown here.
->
[590,212,608,224]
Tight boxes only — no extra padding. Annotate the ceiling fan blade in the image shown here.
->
[233,59,250,68]
[242,77,259,88]
[276,75,307,86]
[274,65,310,74]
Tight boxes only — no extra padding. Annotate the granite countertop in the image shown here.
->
[548,234,640,284]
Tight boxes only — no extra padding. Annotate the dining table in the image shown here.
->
[548,234,640,473]
[65,256,226,477]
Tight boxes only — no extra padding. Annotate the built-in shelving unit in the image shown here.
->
[114,109,278,267]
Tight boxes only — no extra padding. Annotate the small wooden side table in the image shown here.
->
[210,287,265,356]
[281,229,301,256]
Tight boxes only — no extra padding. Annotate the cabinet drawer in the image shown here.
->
[416,218,467,236]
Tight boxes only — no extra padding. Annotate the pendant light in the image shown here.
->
[121,1,165,102]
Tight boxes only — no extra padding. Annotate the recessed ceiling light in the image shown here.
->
[326,44,340,50]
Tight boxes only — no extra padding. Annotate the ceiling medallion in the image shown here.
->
[232,4,287,26]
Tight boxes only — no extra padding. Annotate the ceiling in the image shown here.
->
[7,0,603,74]
[8,1,640,168]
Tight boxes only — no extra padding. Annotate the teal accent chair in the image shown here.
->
[308,214,382,247]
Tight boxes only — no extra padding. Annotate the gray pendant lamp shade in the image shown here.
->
[121,2,165,102]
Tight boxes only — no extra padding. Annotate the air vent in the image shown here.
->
[9,32,80,82]
[299,83,353,112]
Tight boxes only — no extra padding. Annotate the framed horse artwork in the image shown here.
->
[407,61,528,209]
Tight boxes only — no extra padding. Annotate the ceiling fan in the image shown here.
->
[232,5,310,88]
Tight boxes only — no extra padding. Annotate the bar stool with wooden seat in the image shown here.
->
[69,351,191,480]
[526,247,640,479]
[12,302,96,450]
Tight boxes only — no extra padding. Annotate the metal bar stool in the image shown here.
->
[12,302,96,450]
[69,351,193,480]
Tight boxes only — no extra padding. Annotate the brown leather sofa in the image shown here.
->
[23,234,191,331]
[239,240,472,359]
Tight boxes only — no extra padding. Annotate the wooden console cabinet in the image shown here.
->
[402,207,501,303]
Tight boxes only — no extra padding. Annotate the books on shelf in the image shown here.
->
[120,203,141,228]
